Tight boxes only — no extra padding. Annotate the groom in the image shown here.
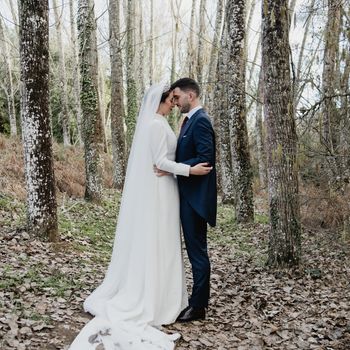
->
[171,78,217,322]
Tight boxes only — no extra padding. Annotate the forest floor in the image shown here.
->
[1,190,350,350]
[0,135,350,349]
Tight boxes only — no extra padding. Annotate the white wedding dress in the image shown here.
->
[69,82,189,350]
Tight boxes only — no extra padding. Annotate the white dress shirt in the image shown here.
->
[187,105,203,120]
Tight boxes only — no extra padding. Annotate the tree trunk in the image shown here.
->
[137,4,145,96]
[109,0,126,189]
[0,17,17,137]
[78,0,104,202]
[255,70,267,188]
[98,60,108,153]
[188,0,197,78]
[322,1,341,155]
[53,0,71,146]
[295,33,322,108]
[262,0,301,267]
[339,5,350,233]
[197,0,207,88]
[246,34,261,117]
[339,6,350,188]
[206,0,224,114]
[126,0,138,149]
[170,0,180,84]
[226,0,254,223]
[69,0,83,145]
[288,0,297,27]
[19,0,58,241]
[8,0,19,36]
[215,20,234,204]
[294,0,315,108]
[246,0,256,31]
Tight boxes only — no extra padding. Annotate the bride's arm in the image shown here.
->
[150,120,190,177]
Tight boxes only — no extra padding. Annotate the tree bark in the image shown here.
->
[255,70,267,188]
[322,1,341,155]
[78,0,104,202]
[69,0,83,145]
[137,3,145,96]
[294,0,315,108]
[125,0,138,149]
[19,0,58,241]
[262,0,301,267]
[206,0,224,114]
[98,60,108,153]
[197,0,207,88]
[339,5,350,188]
[109,0,126,189]
[246,0,256,31]
[215,20,234,204]
[0,17,17,137]
[170,0,181,84]
[188,0,197,78]
[53,0,71,146]
[227,0,254,223]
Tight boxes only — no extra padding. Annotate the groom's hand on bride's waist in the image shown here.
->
[153,165,171,177]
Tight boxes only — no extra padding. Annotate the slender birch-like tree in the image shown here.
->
[197,0,207,88]
[255,70,267,188]
[137,3,145,96]
[109,0,126,189]
[69,0,83,145]
[206,0,224,113]
[126,0,138,148]
[53,0,71,146]
[0,17,17,137]
[188,0,197,78]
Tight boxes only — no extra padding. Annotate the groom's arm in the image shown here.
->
[181,117,215,168]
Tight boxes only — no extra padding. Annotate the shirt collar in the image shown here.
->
[187,106,202,120]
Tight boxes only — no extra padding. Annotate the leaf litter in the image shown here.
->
[1,193,349,349]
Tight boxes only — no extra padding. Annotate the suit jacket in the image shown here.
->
[176,108,217,227]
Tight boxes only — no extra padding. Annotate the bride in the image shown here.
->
[69,81,211,350]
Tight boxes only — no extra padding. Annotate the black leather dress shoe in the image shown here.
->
[176,306,206,322]
[177,306,191,319]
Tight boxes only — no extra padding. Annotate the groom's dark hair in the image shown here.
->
[171,78,201,97]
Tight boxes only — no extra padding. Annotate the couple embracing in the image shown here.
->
[70,78,217,350]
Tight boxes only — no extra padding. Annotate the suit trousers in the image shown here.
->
[180,194,210,308]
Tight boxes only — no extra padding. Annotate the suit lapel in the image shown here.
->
[178,109,203,145]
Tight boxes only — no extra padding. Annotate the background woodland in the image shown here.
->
[0,0,349,348]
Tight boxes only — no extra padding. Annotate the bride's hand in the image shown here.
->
[153,165,171,177]
[190,162,213,176]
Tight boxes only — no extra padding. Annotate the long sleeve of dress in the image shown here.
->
[150,120,190,177]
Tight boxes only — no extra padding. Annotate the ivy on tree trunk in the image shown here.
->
[78,0,104,202]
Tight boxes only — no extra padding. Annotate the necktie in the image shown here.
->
[181,116,189,131]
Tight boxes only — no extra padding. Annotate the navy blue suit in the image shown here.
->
[176,108,217,308]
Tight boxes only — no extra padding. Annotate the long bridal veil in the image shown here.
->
[69,81,185,350]
[84,81,168,315]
